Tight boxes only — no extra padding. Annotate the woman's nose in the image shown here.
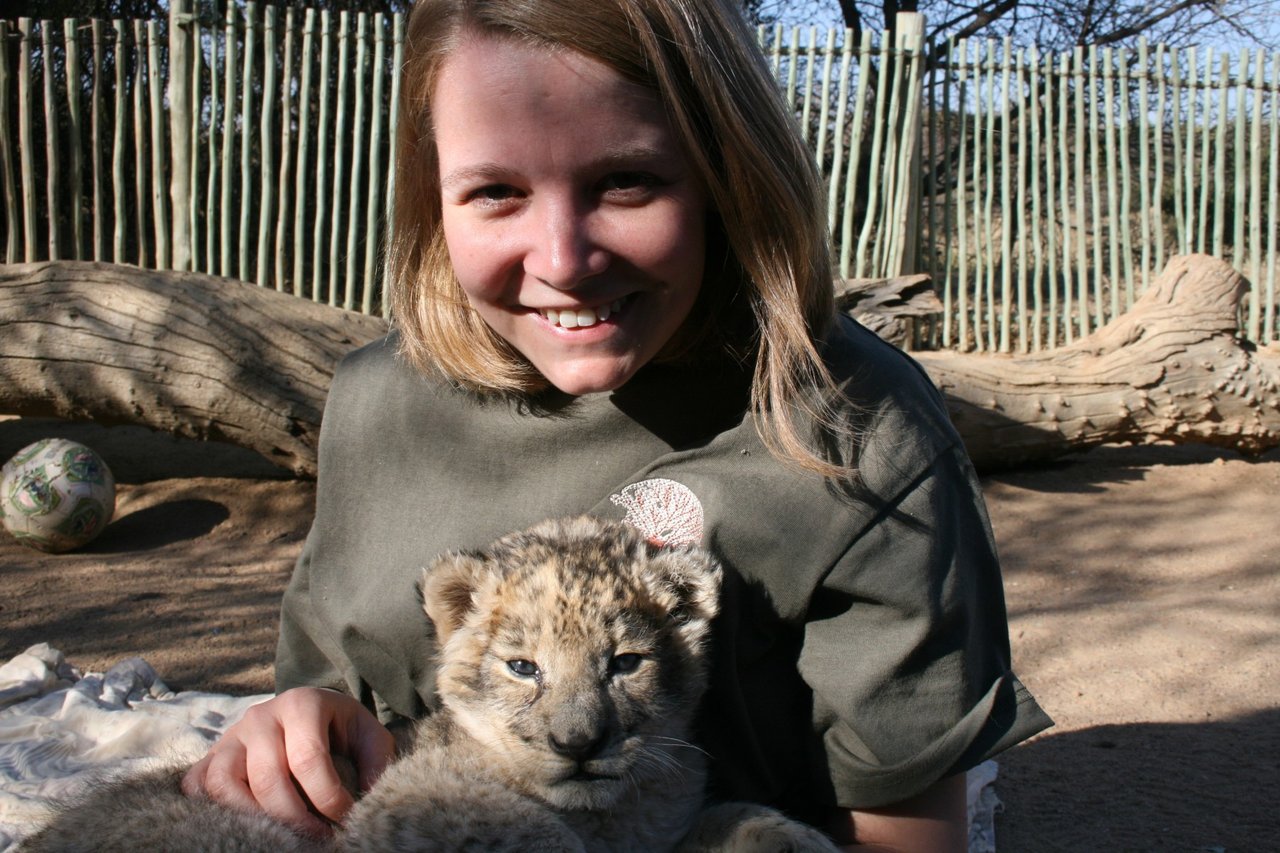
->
[522,197,609,289]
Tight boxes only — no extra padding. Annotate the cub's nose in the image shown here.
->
[547,730,606,762]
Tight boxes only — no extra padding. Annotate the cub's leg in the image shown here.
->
[338,755,584,853]
[18,768,323,853]
[676,802,842,853]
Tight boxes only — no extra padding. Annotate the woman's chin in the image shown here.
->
[537,359,642,397]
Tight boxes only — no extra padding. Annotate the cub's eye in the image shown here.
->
[507,659,540,679]
[609,653,644,675]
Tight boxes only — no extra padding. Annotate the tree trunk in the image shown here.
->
[2,256,1277,476]
[0,261,386,477]
[915,254,1280,470]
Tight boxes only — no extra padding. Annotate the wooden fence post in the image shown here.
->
[893,12,925,276]
[168,0,193,271]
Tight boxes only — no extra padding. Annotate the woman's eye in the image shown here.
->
[468,184,521,205]
[599,172,660,196]
[609,653,644,675]
[507,659,540,679]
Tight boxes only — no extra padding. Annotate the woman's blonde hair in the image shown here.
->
[389,0,851,477]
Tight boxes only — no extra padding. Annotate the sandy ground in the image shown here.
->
[1,416,1277,851]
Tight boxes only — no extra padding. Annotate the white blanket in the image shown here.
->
[0,644,268,851]
[0,645,1002,851]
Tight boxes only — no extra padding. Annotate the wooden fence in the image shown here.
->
[917,37,1280,351]
[3,7,1279,349]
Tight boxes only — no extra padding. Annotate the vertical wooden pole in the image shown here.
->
[0,21,18,263]
[311,9,333,301]
[1197,50,1213,254]
[327,11,350,306]
[1248,51,1264,340]
[219,4,237,277]
[257,4,278,288]
[1029,45,1039,350]
[111,19,125,264]
[1102,47,1120,320]
[955,39,970,351]
[982,39,997,350]
[380,12,404,317]
[1116,48,1134,309]
[826,32,853,238]
[1267,54,1280,344]
[1015,47,1029,352]
[238,2,257,281]
[205,17,220,273]
[344,12,369,310]
[293,8,316,297]
[1153,44,1168,275]
[147,20,169,269]
[275,7,296,291]
[998,38,1012,352]
[189,18,202,272]
[785,26,800,112]
[362,13,387,315]
[892,12,924,278]
[838,31,872,278]
[801,26,817,145]
[1087,45,1103,331]
[1137,39,1152,293]
[18,19,36,262]
[855,31,890,278]
[63,19,84,261]
[90,18,104,262]
[1072,46,1088,338]
[1170,47,1185,255]
[1055,52,1071,345]
[43,21,61,260]
[168,0,193,271]
[1232,50,1247,275]
[1211,50,1227,256]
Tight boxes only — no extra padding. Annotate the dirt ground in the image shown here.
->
[1,415,1276,851]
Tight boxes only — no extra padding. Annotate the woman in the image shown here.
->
[185,0,1051,848]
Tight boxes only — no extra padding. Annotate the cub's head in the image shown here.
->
[420,516,721,811]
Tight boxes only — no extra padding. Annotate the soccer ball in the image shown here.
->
[0,439,116,553]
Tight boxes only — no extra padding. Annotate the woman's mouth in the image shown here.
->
[540,298,627,329]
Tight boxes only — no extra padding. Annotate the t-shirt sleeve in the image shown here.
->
[274,525,350,695]
[798,440,1052,808]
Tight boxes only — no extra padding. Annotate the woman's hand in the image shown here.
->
[181,686,397,838]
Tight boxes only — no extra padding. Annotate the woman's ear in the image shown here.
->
[420,551,489,645]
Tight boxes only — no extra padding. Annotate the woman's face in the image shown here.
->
[433,34,707,396]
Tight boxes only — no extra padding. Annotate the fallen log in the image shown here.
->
[915,254,1280,469]
[0,261,386,477]
[835,273,941,346]
[2,256,1277,476]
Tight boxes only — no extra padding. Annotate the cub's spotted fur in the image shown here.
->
[21,517,839,852]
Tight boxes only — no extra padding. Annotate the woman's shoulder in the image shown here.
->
[821,315,961,469]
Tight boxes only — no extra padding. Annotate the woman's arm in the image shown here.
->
[181,687,397,838]
[828,774,968,853]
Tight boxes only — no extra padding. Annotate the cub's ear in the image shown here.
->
[647,545,723,633]
[420,551,489,645]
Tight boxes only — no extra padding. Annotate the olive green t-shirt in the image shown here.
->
[275,316,1051,819]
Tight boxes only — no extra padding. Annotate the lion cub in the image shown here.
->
[21,517,838,852]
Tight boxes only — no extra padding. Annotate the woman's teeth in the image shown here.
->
[542,300,624,329]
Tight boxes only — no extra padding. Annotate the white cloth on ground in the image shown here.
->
[0,644,268,851]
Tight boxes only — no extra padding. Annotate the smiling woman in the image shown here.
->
[178,1,1051,850]
[433,33,707,395]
